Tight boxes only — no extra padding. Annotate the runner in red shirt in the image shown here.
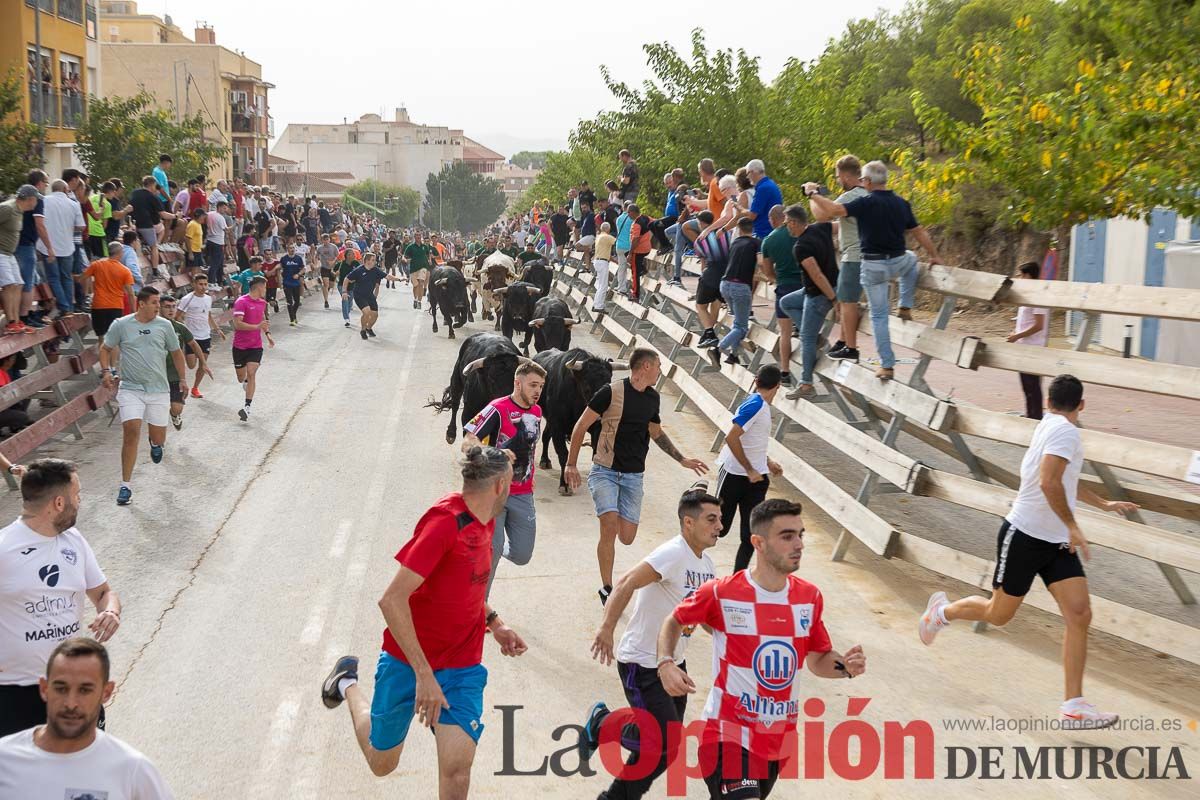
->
[321,447,528,794]
[658,499,867,798]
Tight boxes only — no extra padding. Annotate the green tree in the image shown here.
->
[0,70,41,192]
[423,162,506,234]
[74,92,227,193]
[516,149,611,214]
[344,179,420,227]
[511,150,551,170]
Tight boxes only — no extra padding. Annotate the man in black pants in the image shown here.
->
[579,488,721,799]
[715,364,783,572]
[1007,261,1049,419]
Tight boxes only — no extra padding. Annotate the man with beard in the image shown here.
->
[0,460,122,737]
[0,638,173,797]
[462,361,547,597]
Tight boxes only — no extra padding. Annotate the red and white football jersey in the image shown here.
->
[673,571,832,760]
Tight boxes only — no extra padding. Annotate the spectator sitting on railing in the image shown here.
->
[804,160,943,381]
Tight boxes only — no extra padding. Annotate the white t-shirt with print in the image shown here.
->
[616,535,716,669]
[0,520,105,685]
[0,728,174,800]
[1006,413,1084,543]
[175,292,214,340]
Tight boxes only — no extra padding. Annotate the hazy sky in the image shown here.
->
[144,0,911,158]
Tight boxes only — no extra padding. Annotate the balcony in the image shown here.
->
[25,0,84,24]
[28,87,60,127]
[60,92,84,128]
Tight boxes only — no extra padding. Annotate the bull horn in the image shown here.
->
[494,287,508,295]
[529,317,545,328]
[567,356,583,371]
[564,318,582,327]
[517,356,536,366]
[435,278,449,287]
[608,359,631,370]
[461,357,487,376]
[527,287,541,295]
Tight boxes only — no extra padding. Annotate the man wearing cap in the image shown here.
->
[0,187,39,334]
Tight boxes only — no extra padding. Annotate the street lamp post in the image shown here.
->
[438,179,444,232]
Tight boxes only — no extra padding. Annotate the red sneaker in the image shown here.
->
[3,322,33,335]
[190,387,203,399]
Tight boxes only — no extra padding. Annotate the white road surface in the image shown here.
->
[7,283,1198,798]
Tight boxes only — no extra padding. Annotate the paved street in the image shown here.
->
[4,284,1198,798]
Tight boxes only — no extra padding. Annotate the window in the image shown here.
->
[26,46,57,128]
[349,131,358,144]
[86,1,97,38]
[58,0,84,24]
[25,1,54,12]
[384,132,389,144]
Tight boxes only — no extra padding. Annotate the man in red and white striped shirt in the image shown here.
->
[658,499,866,798]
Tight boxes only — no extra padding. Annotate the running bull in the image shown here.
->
[428,263,472,339]
[533,348,629,495]
[477,250,515,323]
[428,332,535,445]
[528,296,580,354]
[494,281,543,354]
[519,257,553,298]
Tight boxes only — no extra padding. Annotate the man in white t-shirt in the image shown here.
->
[1007,261,1050,419]
[175,273,227,399]
[0,638,173,799]
[919,375,1138,729]
[716,364,784,573]
[0,459,121,737]
[578,487,720,799]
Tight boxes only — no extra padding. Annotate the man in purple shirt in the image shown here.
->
[231,276,274,422]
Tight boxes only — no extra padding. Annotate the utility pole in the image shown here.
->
[33,0,44,166]
[438,178,444,231]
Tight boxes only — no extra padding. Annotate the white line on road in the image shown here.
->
[248,693,301,800]
[328,519,353,559]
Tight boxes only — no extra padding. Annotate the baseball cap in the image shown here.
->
[16,185,39,200]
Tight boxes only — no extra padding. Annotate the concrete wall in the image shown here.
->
[271,126,459,196]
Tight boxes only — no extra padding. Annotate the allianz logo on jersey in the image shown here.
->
[753,640,798,691]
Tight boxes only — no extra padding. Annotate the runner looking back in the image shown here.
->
[918,374,1135,728]
[659,499,867,798]
[564,348,709,605]
[580,487,721,799]
[404,232,436,310]
[320,446,528,797]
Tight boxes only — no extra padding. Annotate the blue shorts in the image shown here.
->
[588,463,645,524]
[836,260,862,303]
[369,652,487,750]
[774,283,804,319]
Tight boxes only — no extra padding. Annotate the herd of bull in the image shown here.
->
[425,253,630,495]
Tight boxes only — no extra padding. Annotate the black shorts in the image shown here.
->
[354,294,378,311]
[993,520,1085,597]
[320,267,334,280]
[170,383,187,405]
[232,347,263,368]
[90,307,123,337]
[774,283,804,319]
[695,281,723,306]
[0,683,106,737]
[700,742,781,799]
[195,337,212,355]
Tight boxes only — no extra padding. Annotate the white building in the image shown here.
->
[495,163,543,208]
[270,108,503,199]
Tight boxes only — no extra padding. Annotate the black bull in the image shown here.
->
[428,264,472,338]
[533,348,630,495]
[528,296,581,354]
[427,332,530,445]
[495,281,543,354]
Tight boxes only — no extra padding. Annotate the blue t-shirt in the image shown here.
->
[841,190,919,257]
[615,213,633,250]
[152,166,170,202]
[19,196,44,247]
[280,255,305,287]
[664,190,678,217]
[750,176,783,239]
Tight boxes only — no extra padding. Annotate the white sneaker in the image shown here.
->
[918,591,948,645]
[1060,700,1119,730]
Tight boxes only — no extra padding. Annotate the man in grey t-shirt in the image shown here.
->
[826,155,869,362]
[99,286,185,506]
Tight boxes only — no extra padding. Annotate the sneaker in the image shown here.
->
[360,329,369,340]
[897,307,913,322]
[598,585,612,606]
[706,348,722,369]
[918,591,949,645]
[238,407,249,422]
[578,701,610,761]
[689,478,709,492]
[724,352,740,366]
[190,387,203,399]
[779,371,794,387]
[324,301,330,309]
[321,655,360,710]
[697,332,719,349]
[828,339,846,354]
[24,316,46,329]
[1060,700,1119,730]
[344,321,351,328]
[170,414,183,431]
[116,486,132,506]
[786,384,814,400]
[413,300,420,309]
[150,443,164,464]
[290,320,297,327]
[367,328,377,338]
[828,346,859,362]
[4,321,33,335]
[875,367,895,381]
